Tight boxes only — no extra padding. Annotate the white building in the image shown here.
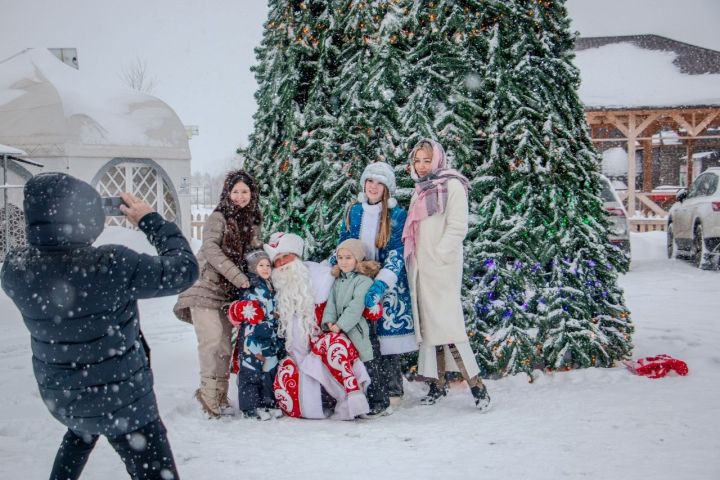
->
[0,48,192,245]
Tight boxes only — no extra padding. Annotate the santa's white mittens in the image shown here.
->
[228,299,265,326]
[362,304,384,322]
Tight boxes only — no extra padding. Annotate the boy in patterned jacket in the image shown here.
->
[228,249,280,420]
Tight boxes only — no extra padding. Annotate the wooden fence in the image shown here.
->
[629,218,668,233]
[191,213,210,240]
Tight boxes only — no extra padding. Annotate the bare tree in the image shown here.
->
[119,57,157,94]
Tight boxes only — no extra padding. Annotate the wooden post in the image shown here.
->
[686,139,695,188]
[627,114,637,217]
[642,139,654,192]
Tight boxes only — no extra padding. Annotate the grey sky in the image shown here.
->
[1,0,718,174]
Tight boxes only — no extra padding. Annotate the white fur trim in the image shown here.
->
[304,261,333,304]
[379,334,419,355]
[359,203,381,261]
[375,268,398,291]
[387,198,397,208]
[263,232,304,263]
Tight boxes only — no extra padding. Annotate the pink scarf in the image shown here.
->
[402,139,469,264]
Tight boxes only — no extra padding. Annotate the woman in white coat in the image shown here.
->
[402,138,491,411]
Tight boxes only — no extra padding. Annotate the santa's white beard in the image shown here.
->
[272,259,319,346]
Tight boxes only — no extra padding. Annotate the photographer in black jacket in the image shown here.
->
[1,173,198,480]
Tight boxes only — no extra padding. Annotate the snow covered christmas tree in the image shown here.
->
[463,0,633,377]
[246,0,633,377]
[246,0,489,256]
[245,1,308,243]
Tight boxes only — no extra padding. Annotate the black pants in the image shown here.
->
[384,353,404,397]
[49,419,179,480]
[237,366,276,412]
[364,324,390,411]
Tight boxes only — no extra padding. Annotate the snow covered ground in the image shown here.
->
[0,230,718,480]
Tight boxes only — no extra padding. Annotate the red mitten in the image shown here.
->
[362,303,384,322]
[228,299,264,326]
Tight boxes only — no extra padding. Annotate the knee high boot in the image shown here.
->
[195,377,222,418]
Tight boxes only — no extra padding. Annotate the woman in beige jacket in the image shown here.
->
[402,139,491,411]
[174,170,262,417]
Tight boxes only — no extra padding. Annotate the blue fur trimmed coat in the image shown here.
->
[334,202,417,355]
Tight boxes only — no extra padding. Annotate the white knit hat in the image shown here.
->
[357,162,398,208]
[263,232,305,263]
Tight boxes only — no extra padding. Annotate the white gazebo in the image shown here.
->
[0,48,192,240]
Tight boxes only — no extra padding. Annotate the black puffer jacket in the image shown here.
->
[1,173,198,436]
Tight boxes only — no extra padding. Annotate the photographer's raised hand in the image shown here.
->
[119,192,155,226]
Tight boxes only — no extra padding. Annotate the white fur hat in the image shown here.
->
[263,232,304,263]
[357,162,398,208]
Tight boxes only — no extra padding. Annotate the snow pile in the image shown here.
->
[575,42,720,108]
[0,231,718,479]
[601,146,628,176]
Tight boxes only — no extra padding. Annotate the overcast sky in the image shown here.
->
[1,0,718,174]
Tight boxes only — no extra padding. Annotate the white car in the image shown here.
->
[599,174,631,256]
[667,167,720,269]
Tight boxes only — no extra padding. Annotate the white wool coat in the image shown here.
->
[407,179,469,346]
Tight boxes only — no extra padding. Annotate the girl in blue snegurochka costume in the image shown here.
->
[331,161,418,416]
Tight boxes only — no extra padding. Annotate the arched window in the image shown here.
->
[0,161,32,261]
[0,203,26,261]
[93,158,180,228]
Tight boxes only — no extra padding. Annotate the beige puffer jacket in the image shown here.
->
[173,211,262,323]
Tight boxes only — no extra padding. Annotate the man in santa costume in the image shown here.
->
[265,232,371,419]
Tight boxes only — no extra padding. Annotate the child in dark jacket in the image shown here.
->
[321,238,391,419]
[228,249,280,421]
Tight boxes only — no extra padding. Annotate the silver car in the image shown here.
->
[667,167,720,269]
[599,174,631,256]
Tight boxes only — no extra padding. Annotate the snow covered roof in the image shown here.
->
[0,143,26,155]
[575,35,720,110]
[0,49,189,159]
[680,150,718,160]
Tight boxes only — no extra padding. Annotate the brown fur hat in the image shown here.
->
[332,239,381,278]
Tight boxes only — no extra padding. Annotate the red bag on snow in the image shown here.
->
[623,354,689,379]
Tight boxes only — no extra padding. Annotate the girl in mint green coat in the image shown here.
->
[322,238,392,418]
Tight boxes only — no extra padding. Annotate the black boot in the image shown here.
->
[420,382,447,405]
[470,384,491,412]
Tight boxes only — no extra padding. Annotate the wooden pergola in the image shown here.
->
[585,106,720,230]
[575,35,720,231]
